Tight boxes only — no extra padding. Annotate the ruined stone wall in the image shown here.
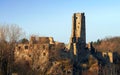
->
[14,36,68,75]
[14,37,55,73]
[102,51,113,63]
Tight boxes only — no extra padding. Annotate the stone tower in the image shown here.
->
[70,13,86,57]
[71,13,86,44]
[69,13,86,75]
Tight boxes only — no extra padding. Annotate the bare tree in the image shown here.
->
[0,24,25,75]
[0,25,8,41]
[7,24,24,43]
[0,24,25,42]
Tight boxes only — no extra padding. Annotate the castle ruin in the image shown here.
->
[14,12,120,75]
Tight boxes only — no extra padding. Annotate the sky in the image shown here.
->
[0,0,120,43]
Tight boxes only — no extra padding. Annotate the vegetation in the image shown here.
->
[0,24,24,75]
[93,37,120,74]
[93,37,120,53]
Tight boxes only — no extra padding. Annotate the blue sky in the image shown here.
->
[0,0,120,43]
